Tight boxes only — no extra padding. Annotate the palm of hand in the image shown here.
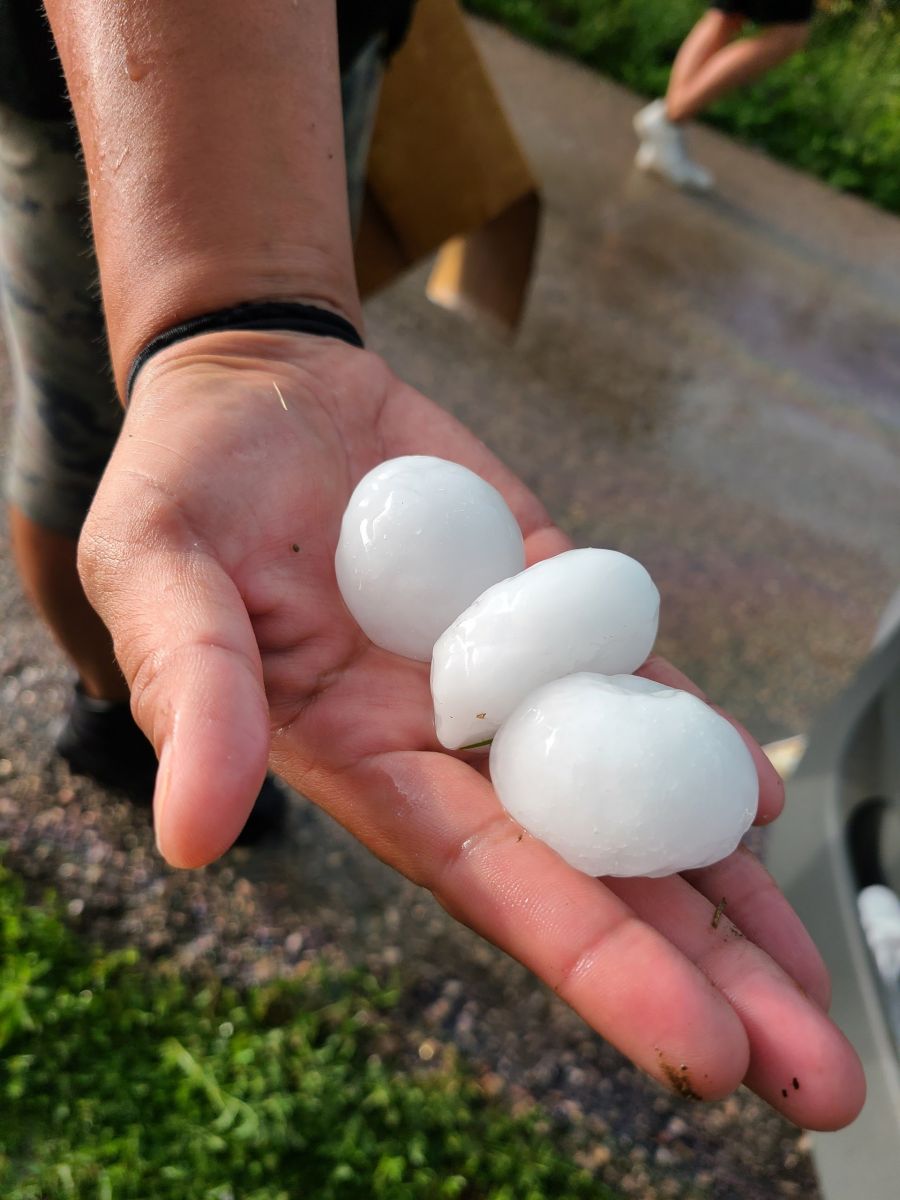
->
[80,333,864,1129]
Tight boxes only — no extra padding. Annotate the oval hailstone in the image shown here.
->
[335,456,525,661]
[431,548,659,749]
[490,673,758,878]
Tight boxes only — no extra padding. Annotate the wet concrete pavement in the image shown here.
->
[1,16,899,1200]
[366,19,900,742]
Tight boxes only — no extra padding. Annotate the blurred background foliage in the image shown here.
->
[463,0,900,214]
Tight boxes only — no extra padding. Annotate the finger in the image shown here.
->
[711,706,785,825]
[523,523,575,567]
[638,655,785,826]
[381,382,566,543]
[636,655,709,699]
[683,847,831,1011]
[87,539,270,867]
[300,749,752,1100]
[608,873,865,1130]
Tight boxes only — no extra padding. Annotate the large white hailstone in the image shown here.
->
[335,456,525,661]
[490,673,758,878]
[431,549,659,749]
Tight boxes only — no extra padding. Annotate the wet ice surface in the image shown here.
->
[431,549,659,749]
[334,456,525,661]
[490,673,758,878]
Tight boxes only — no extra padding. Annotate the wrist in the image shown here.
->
[126,325,370,409]
[106,248,362,399]
[126,300,364,402]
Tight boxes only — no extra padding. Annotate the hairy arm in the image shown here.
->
[43,0,360,393]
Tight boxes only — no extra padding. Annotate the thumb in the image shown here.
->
[85,537,271,867]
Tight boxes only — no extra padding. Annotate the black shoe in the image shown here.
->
[56,684,287,845]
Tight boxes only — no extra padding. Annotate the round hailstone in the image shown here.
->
[431,548,659,749]
[335,456,525,661]
[490,673,758,878]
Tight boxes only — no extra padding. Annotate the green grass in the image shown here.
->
[0,861,608,1200]
[464,0,900,214]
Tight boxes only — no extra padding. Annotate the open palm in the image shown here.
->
[80,330,864,1129]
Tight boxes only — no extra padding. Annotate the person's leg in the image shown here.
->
[0,108,128,699]
[666,21,810,123]
[666,9,746,111]
[8,507,128,701]
[632,9,745,190]
[634,9,809,190]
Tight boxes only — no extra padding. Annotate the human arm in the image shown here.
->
[43,0,360,390]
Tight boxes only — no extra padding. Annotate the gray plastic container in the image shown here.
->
[767,624,900,1198]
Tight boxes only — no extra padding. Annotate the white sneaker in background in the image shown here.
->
[674,149,714,192]
[632,97,668,140]
[633,99,714,192]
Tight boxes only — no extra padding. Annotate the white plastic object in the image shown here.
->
[489,673,758,878]
[857,885,900,987]
[431,549,659,749]
[335,456,525,661]
[858,884,900,1043]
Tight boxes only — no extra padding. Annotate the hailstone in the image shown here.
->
[335,456,525,661]
[490,673,758,878]
[431,549,659,749]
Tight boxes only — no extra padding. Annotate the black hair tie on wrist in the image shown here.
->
[125,300,365,402]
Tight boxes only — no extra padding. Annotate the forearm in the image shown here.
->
[43,0,360,393]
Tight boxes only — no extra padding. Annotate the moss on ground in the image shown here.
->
[0,862,609,1199]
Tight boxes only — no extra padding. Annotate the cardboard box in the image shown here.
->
[355,0,541,331]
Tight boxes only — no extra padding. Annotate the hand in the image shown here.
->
[79,330,865,1130]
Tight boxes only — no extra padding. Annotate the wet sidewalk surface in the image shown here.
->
[1,18,899,1200]
[368,20,900,745]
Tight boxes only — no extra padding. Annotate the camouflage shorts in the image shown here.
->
[0,40,383,538]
